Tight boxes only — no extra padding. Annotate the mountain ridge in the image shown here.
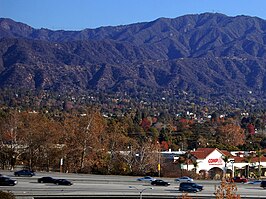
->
[1,13,266,104]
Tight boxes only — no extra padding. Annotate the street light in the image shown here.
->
[158,149,161,177]
[129,186,153,199]
[157,141,161,177]
[60,158,63,173]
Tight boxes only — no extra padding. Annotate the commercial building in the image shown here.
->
[183,148,266,179]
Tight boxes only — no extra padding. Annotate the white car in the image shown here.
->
[137,176,156,182]
[175,176,193,182]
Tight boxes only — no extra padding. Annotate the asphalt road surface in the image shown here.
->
[0,170,266,199]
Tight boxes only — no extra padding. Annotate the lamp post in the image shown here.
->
[129,186,153,199]
[158,149,161,177]
[60,158,63,173]
[157,141,161,177]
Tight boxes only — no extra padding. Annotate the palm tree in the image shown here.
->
[244,155,252,178]
[192,160,198,173]
[177,155,186,177]
[256,149,264,178]
[222,155,229,178]
[185,151,192,171]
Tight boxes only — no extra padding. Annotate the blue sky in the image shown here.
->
[1,0,266,30]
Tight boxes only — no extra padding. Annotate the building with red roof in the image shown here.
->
[185,148,266,179]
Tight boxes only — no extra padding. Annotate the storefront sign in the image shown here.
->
[208,158,223,165]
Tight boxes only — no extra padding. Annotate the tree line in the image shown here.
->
[0,107,159,175]
[0,105,266,176]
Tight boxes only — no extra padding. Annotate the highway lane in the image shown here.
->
[0,170,266,198]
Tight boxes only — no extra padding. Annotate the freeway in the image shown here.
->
[0,170,266,199]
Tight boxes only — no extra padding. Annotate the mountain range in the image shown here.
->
[1,13,266,103]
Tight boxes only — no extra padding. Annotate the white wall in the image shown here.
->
[188,149,226,173]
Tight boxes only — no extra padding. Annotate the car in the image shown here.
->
[38,177,56,183]
[232,177,248,183]
[175,176,194,182]
[137,176,156,182]
[151,179,170,186]
[14,169,35,177]
[260,181,266,189]
[54,179,73,185]
[0,176,17,186]
[179,182,204,193]
[247,180,262,185]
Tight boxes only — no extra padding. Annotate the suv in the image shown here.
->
[261,181,266,189]
[179,182,204,192]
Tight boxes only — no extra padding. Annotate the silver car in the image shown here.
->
[137,176,156,182]
[175,176,193,182]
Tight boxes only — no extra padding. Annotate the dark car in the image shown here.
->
[0,176,17,186]
[232,177,248,183]
[260,181,266,189]
[14,169,35,177]
[179,182,204,193]
[54,179,73,185]
[151,179,170,186]
[38,177,56,183]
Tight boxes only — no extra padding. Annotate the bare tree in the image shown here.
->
[62,108,106,173]
[0,110,20,170]
[134,140,158,175]
[214,179,241,199]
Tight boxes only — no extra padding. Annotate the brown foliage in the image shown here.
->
[214,179,241,199]
[216,124,245,147]
[177,179,241,199]
[105,119,132,173]
[178,193,193,199]
[62,109,106,173]
[0,191,16,199]
[15,111,62,170]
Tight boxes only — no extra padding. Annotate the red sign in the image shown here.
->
[208,158,223,165]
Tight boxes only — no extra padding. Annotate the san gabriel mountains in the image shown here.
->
[1,13,266,101]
